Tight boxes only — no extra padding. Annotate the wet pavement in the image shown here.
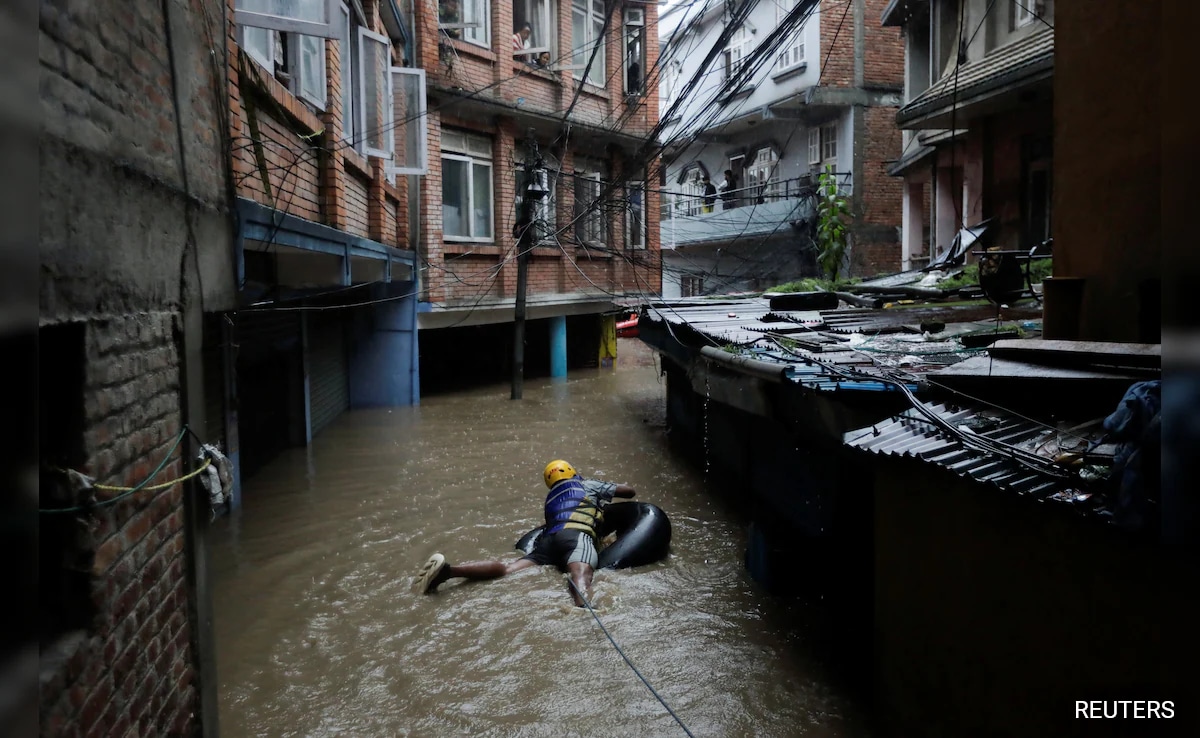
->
[211,339,868,737]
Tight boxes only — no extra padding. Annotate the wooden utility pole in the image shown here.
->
[512,131,546,399]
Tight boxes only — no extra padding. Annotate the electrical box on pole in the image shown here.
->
[511,131,548,400]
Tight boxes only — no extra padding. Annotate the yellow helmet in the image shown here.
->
[543,459,577,488]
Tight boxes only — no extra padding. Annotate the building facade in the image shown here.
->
[414,0,663,391]
[883,0,1054,272]
[658,0,905,298]
[39,0,235,733]
[225,0,421,479]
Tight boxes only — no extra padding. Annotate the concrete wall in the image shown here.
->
[1051,0,1161,342]
[39,0,235,733]
[871,456,1193,737]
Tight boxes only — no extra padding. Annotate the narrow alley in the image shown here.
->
[210,340,868,736]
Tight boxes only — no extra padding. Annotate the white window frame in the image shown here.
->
[292,33,327,109]
[358,27,392,160]
[442,131,494,242]
[386,68,428,176]
[821,123,838,164]
[662,59,681,108]
[235,0,339,38]
[514,0,554,58]
[574,166,606,245]
[625,181,645,249]
[339,2,360,147]
[463,0,491,48]
[681,170,705,216]
[1014,0,1037,28]
[807,128,820,165]
[776,0,806,72]
[624,8,646,95]
[747,147,779,201]
[571,0,607,87]
[238,25,327,111]
[723,26,751,82]
[682,274,703,297]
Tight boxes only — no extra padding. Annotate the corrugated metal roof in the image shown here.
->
[898,26,1054,125]
[843,401,1084,498]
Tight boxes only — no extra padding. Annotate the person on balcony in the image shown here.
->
[702,177,717,214]
[719,169,739,210]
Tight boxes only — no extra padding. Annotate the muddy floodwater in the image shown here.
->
[212,339,868,737]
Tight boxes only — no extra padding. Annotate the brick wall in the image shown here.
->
[864,0,906,89]
[819,0,857,86]
[226,0,406,249]
[40,315,198,737]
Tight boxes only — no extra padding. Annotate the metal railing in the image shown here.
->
[660,173,851,220]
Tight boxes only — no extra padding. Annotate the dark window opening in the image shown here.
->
[39,322,95,644]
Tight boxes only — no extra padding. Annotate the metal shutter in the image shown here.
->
[307,314,349,436]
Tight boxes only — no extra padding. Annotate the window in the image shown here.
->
[386,68,429,176]
[681,274,703,297]
[776,0,806,72]
[442,130,494,241]
[821,123,838,163]
[237,25,328,110]
[339,3,359,145]
[571,0,607,87]
[439,0,490,48]
[624,8,646,95]
[359,27,392,159]
[680,170,706,216]
[723,26,751,82]
[662,59,681,109]
[1014,0,1040,28]
[514,0,554,60]
[573,161,606,245]
[746,147,779,202]
[235,0,339,38]
[626,182,645,249]
[514,146,558,243]
[807,125,837,167]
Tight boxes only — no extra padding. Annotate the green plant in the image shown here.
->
[765,276,860,293]
[815,166,851,282]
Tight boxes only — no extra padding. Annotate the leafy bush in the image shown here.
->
[765,276,860,293]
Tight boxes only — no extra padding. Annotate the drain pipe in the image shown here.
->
[698,345,789,383]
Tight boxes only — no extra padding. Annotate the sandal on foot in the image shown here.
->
[417,553,447,594]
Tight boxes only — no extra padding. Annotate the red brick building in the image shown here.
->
[415,0,663,389]
[39,0,235,733]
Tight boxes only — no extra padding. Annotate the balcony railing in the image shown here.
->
[659,174,851,249]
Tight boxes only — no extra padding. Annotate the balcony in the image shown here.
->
[660,176,834,249]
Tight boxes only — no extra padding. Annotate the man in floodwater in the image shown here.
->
[417,460,636,607]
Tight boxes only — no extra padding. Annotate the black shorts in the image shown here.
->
[524,528,598,570]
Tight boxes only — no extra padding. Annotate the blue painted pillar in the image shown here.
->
[349,283,418,406]
[550,315,567,378]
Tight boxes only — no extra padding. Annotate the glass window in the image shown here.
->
[296,34,326,108]
[339,3,357,145]
[821,124,838,163]
[747,148,779,202]
[571,0,607,87]
[359,27,391,159]
[235,0,337,38]
[723,27,750,81]
[776,0,806,72]
[624,9,645,95]
[573,162,605,244]
[626,182,645,249]
[514,0,553,60]
[442,131,494,241]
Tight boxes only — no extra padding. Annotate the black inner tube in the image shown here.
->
[514,501,672,569]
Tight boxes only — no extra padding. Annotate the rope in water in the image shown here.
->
[568,579,696,738]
